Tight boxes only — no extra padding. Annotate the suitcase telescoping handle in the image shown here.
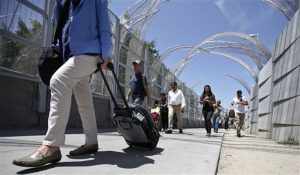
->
[97,62,130,110]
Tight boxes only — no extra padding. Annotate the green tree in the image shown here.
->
[16,19,31,39]
[144,40,159,58]
[0,18,43,74]
[0,23,22,69]
[14,19,43,74]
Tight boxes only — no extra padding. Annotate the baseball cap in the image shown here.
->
[132,60,142,65]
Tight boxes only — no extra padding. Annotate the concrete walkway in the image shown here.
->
[217,130,300,175]
[0,128,223,175]
[2,128,298,175]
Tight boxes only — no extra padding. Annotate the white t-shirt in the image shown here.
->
[232,96,247,114]
[168,89,186,108]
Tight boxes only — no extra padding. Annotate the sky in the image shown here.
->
[108,0,289,108]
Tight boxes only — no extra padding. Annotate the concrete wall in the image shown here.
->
[257,60,273,138]
[0,69,113,130]
[0,68,39,128]
[271,10,300,143]
[0,69,200,130]
[249,84,259,134]
[249,8,300,143]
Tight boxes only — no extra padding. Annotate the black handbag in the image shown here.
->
[38,45,62,86]
[38,0,70,86]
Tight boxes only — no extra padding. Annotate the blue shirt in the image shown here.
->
[53,0,112,60]
[129,73,148,100]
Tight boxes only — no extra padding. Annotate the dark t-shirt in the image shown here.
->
[129,73,148,100]
[200,93,216,112]
[159,98,168,113]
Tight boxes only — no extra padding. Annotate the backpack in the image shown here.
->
[228,109,235,118]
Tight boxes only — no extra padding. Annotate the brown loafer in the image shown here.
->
[13,150,62,167]
[69,144,98,156]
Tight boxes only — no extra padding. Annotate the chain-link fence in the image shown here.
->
[0,0,204,126]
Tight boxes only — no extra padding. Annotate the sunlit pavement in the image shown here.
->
[0,128,224,175]
[217,130,300,175]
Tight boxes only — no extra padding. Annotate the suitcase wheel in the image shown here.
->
[125,140,133,147]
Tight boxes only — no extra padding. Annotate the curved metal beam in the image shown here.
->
[263,0,299,20]
[153,32,272,77]
[157,42,265,71]
[225,73,251,94]
[204,45,264,70]
[159,44,195,62]
[191,80,201,90]
[171,48,258,82]
[193,32,272,61]
[119,0,164,39]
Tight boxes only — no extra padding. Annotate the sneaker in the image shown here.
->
[69,144,98,156]
[206,133,211,137]
[237,133,241,137]
[165,129,172,134]
[179,129,183,133]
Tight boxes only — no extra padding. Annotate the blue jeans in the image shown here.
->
[132,97,144,105]
[213,114,220,132]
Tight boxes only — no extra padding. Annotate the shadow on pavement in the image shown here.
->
[16,163,58,174]
[16,147,164,174]
[0,129,118,137]
[0,138,77,149]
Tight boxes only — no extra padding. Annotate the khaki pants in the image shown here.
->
[235,113,245,135]
[168,104,183,130]
[43,55,98,146]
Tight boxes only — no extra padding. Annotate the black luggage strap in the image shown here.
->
[97,62,130,110]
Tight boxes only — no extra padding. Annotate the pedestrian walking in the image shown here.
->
[165,82,186,134]
[13,0,112,167]
[159,92,168,131]
[224,113,229,130]
[212,100,223,133]
[200,85,216,136]
[151,100,161,128]
[126,60,151,105]
[232,90,248,137]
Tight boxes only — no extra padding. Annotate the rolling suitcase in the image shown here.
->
[98,63,160,149]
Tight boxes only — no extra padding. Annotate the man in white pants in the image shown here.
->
[13,0,112,167]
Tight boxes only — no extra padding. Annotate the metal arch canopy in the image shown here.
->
[171,48,258,82]
[151,40,263,87]
[157,38,268,71]
[193,32,272,61]
[160,43,264,70]
[263,0,299,20]
[225,73,251,94]
[119,0,164,40]
[158,44,195,62]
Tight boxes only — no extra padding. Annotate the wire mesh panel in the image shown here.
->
[0,1,201,125]
[0,0,46,75]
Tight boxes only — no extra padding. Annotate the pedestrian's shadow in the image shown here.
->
[16,147,164,174]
